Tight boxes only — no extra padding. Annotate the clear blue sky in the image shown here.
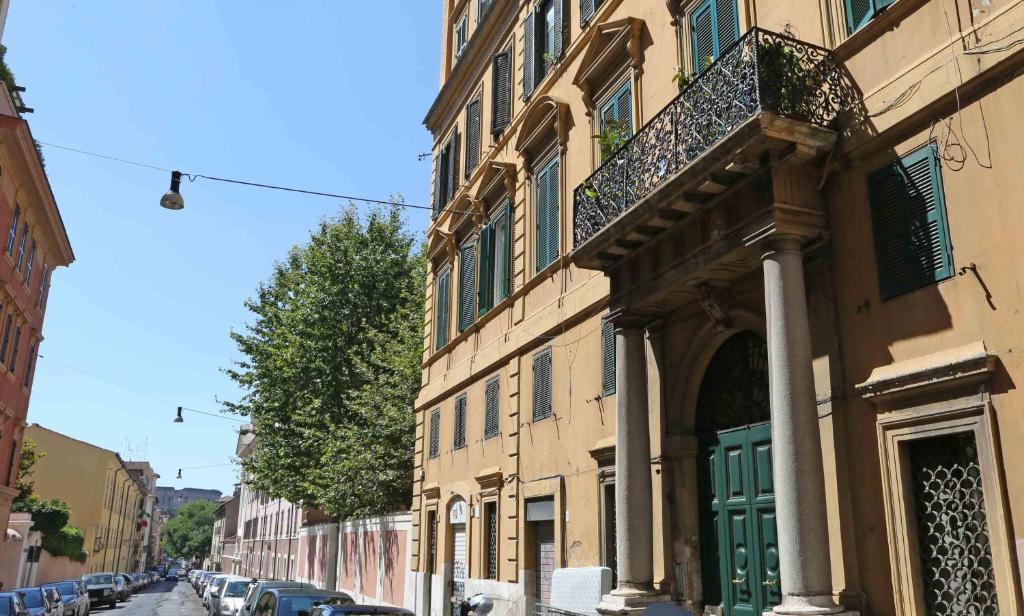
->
[6,1,441,495]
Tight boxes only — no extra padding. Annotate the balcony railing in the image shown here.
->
[573,28,854,250]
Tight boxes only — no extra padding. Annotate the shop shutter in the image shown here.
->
[484,377,500,438]
[454,395,467,449]
[523,10,536,100]
[465,98,482,179]
[491,50,512,135]
[602,319,616,395]
[458,242,477,332]
[533,348,552,421]
[868,145,952,300]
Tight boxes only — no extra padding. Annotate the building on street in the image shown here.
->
[0,68,74,554]
[126,461,160,570]
[412,0,1024,615]
[207,489,238,572]
[25,425,146,573]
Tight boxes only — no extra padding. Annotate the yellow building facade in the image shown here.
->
[413,0,1024,615]
[27,425,145,573]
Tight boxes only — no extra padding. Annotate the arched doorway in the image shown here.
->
[695,332,781,616]
[447,498,468,615]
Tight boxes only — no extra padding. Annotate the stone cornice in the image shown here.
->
[572,17,645,114]
[856,341,997,404]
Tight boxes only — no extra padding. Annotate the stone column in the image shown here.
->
[599,322,664,614]
[762,238,845,615]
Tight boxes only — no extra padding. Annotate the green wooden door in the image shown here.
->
[698,422,780,616]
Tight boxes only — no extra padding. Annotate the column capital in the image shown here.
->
[605,308,649,330]
[760,234,807,258]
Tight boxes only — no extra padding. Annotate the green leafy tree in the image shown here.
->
[224,204,424,518]
[14,438,43,505]
[12,498,87,562]
[162,500,217,561]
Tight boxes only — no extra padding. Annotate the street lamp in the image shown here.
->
[174,406,184,423]
[176,469,182,479]
[160,171,185,210]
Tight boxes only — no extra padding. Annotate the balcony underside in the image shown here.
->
[572,112,835,271]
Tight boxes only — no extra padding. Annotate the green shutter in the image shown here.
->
[484,377,500,439]
[581,0,596,25]
[458,242,477,332]
[546,159,560,268]
[601,319,616,395]
[466,98,481,179]
[523,10,536,100]
[532,348,552,421]
[435,267,451,350]
[535,164,551,272]
[491,50,512,135]
[552,0,564,61]
[690,0,716,72]
[869,144,953,300]
[845,0,875,33]
[499,200,512,300]
[478,223,494,317]
[715,0,739,52]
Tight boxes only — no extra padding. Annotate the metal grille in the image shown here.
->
[573,27,856,249]
[485,502,498,579]
[908,432,1000,616]
[695,332,769,435]
[429,408,440,458]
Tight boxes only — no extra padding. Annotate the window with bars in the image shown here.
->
[532,347,552,421]
[484,501,498,579]
[454,395,467,449]
[491,49,512,136]
[5,205,19,255]
[429,408,441,459]
[465,97,482,179]
[868,144,952,300]
[457,241,477,332]
[484,377,500,439]
[601,319,616,395]
[535,155,560,272]
[478,200,512,316]
[689,0,739,72]
[435,265,452,350]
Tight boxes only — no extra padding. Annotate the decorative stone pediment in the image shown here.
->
[474,467,504,490]
[514,95,570,167]
[475,160,517,205]
[572,17,645,113]
[856,341,997,404]
[588,436,616,468]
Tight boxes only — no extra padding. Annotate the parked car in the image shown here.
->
[113,576,128,603]
[209,577,249,616]
[0,591,29,616]
[250,590,353,616]
[82,573,118,609]
[310,605,413,616]
[166,570,180,582]
[198,572,217,597]
[42,582,86,616]
[43,589,63,616]
[202,576,229,609]
[240,582,317,616]
[13,587,56,616]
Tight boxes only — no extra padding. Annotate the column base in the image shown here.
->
[596,590,670,615]
[767,596,860,616]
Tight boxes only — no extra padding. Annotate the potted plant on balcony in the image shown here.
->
[757,37,819,122]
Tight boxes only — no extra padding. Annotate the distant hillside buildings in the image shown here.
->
[155,486,223,517]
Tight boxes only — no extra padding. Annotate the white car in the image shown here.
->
[202,576,229,610]
[209,577,250,616]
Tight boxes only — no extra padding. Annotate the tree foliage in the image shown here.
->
[162,500,217,561]
[13,497,87,562]
[14,438,43,505]
[224,205,425,518]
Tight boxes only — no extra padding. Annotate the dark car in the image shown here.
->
[310,606,412,616]
[42,583,86,616]
[240,582,317,616]
[82,573,117,609]
[250,589,354,616]
[13,588,55,616]
[0,591,30,616]
[166,571,179,582]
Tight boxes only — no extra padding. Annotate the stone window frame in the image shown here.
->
[859,342,1022,616]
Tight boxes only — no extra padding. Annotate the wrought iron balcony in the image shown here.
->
[572,28,855,262]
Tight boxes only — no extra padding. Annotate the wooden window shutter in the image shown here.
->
[429,408,441,458]
[491,50,512,135]
[581,0,596,25]
[435,266,451,350]
[532,348,552,421]
[615,82,632,134]
[601,319,616,395]
[715,0,739,52]
[535,165,551,272]
[545,159,560,268]
[869,144,953,300]
[433,153,443,218]
[447,130,461,204]
[458,241,477,332]
[523,10,536,100]
[465,99,482,179]
[690,0,716,72]
[500,200,512,300]
[552,0,564,61]
[484,377,500,438]
[454,395,467,449]
[478,223,494,316]
[845,0,875,33]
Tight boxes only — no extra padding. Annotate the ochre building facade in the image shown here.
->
[412,0,1024,615]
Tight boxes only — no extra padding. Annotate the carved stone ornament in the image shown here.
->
[697,284,732,331]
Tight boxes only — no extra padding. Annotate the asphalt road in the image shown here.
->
[94,581,204,616]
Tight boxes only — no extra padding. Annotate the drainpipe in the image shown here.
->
[112,477,134,571]
[102,468,124,571]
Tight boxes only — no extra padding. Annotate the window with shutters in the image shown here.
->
[491,49,512,136]
[15,223,28,271]
[534,154,560,272]
[454,394,468,450]
[465,97,482,179]
[522,0,563,100]
[435,264,452,350]
[434,132,461,218]
[454,12,469,60]
[23,240,35,285]
[601,319,616,396]
[429,408,441,459]
[532,347,553,421]
[844,0,894,34]
[23,343,35,389]
[484,376,500,439]
[478,200,512,316]
[457,240,478,332]
[0,314,11,367]
[5,205,19,255]
[581,0,606,26]
[8,326,20,373]
[598,80,633,161]
[868,144,952,300]
[479,0,494,21]
[688,0,740,72]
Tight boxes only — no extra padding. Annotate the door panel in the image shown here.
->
[725,508,755,616]
[754,507,782,608]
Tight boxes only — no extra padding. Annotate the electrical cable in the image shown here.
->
[36,141,480,217]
